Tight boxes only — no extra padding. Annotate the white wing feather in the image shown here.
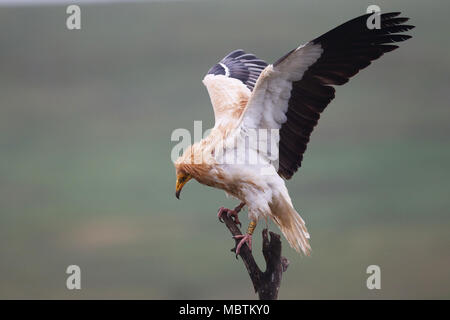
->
[240,42,323,132]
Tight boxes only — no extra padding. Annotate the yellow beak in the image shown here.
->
[175,174,191,199]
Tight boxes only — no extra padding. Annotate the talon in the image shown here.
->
[227,210,241,227]
[217,207,225,223]
[233,233,252,255]
[217,206,242,227]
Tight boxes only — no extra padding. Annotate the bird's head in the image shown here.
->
[174,144,213,199]
[174,147,195,199]
[174,167,192,199]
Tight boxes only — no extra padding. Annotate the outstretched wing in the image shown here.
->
[240,12,414,179]
[203,50,268,128]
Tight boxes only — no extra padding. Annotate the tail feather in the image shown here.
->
[269,196,311,255]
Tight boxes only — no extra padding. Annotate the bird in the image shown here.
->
[174,12,414,256]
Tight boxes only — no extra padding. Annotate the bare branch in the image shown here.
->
[221,213,289,300]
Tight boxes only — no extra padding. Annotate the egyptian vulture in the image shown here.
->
[174,12,413,255]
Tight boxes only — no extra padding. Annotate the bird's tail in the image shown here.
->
[269,195,311,255]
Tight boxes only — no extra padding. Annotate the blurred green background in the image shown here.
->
[0,0,449,299]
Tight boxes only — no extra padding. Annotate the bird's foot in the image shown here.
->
[233,233,252,255]
[217,206,242,227]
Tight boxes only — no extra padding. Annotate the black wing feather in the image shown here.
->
[207,49,268,91]
[277,12,414,179]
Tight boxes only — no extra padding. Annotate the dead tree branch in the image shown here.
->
[221,213,290,300]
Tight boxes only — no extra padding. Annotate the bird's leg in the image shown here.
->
[217,202,245,227]
[233,220,257,256]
